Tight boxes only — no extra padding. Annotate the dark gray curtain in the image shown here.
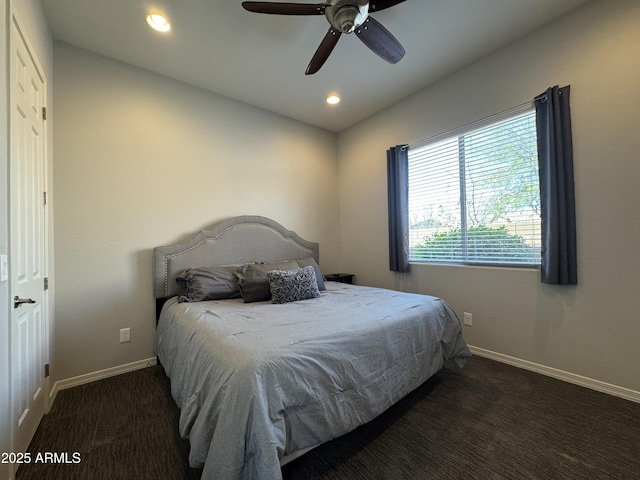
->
[535,85,577,285]
[387,145,410,273]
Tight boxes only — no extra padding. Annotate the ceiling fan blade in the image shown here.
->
[241,2,326,15]
[355,16,405,64]
[369,0,406,12]
[305,27,342,75]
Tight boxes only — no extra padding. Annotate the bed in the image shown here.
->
[153,215,471,480]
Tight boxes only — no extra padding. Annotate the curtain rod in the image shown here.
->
[407,99,535,150]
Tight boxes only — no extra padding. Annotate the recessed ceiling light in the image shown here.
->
[326,94,341,105]
[146,13,171,32]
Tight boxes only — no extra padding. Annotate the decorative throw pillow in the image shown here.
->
[295,257,326,291]
[176,265,242,303]
[236,260,299,303]
[267,266,321,304]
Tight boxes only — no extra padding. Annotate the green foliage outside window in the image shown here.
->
[411,225,538,263]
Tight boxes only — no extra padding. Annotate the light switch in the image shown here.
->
[120,328,131,343]
[0,255,7,282]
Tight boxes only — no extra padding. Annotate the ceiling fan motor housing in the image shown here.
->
[326,0,369,33]
[241,0,405,74]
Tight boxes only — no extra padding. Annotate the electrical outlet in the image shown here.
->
[463,312,473,326]
[119,328,131,343]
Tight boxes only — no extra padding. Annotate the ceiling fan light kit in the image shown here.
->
[241,0,406,74]
[329,3,367,33]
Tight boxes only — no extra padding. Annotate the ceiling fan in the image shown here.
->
[241,0,406,75]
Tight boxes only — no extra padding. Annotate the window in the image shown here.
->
[408,105,541,266]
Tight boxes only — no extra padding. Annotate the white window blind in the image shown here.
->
[408,106,541,266]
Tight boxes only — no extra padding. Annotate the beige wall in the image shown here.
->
[52,43,340,383]
[337,0,640,392]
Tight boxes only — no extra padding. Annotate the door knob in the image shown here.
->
[14,296,36,309]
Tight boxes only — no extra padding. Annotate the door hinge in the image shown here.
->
[44,277,49,290]
[43,191,48,205]
[42,106,47,120]
[44,363,50,378]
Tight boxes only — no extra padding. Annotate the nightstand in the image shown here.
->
[324,273,355,284]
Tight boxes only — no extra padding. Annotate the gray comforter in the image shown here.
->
[155,282,470,480]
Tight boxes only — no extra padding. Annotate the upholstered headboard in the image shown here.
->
[153,215,319,300]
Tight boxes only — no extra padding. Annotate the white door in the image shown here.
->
[9,14,48,457]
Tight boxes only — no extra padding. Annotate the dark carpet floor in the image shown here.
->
[17,356,640,480]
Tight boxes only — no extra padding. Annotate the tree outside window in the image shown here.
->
[408,108,541,266]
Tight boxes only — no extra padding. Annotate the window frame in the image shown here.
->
[407,103,542,268]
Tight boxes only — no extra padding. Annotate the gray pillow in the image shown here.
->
[295,257,326,291]
[176,265,241,303]
[236,260,299,303]
[267,266,321,304]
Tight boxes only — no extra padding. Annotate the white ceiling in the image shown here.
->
[41,0,593,132]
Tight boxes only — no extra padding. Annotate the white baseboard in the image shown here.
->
[469,346,640,404]
[49,357,157,405]
[45,350,640,410]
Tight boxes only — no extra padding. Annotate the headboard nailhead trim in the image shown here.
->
[157,218,318,298]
